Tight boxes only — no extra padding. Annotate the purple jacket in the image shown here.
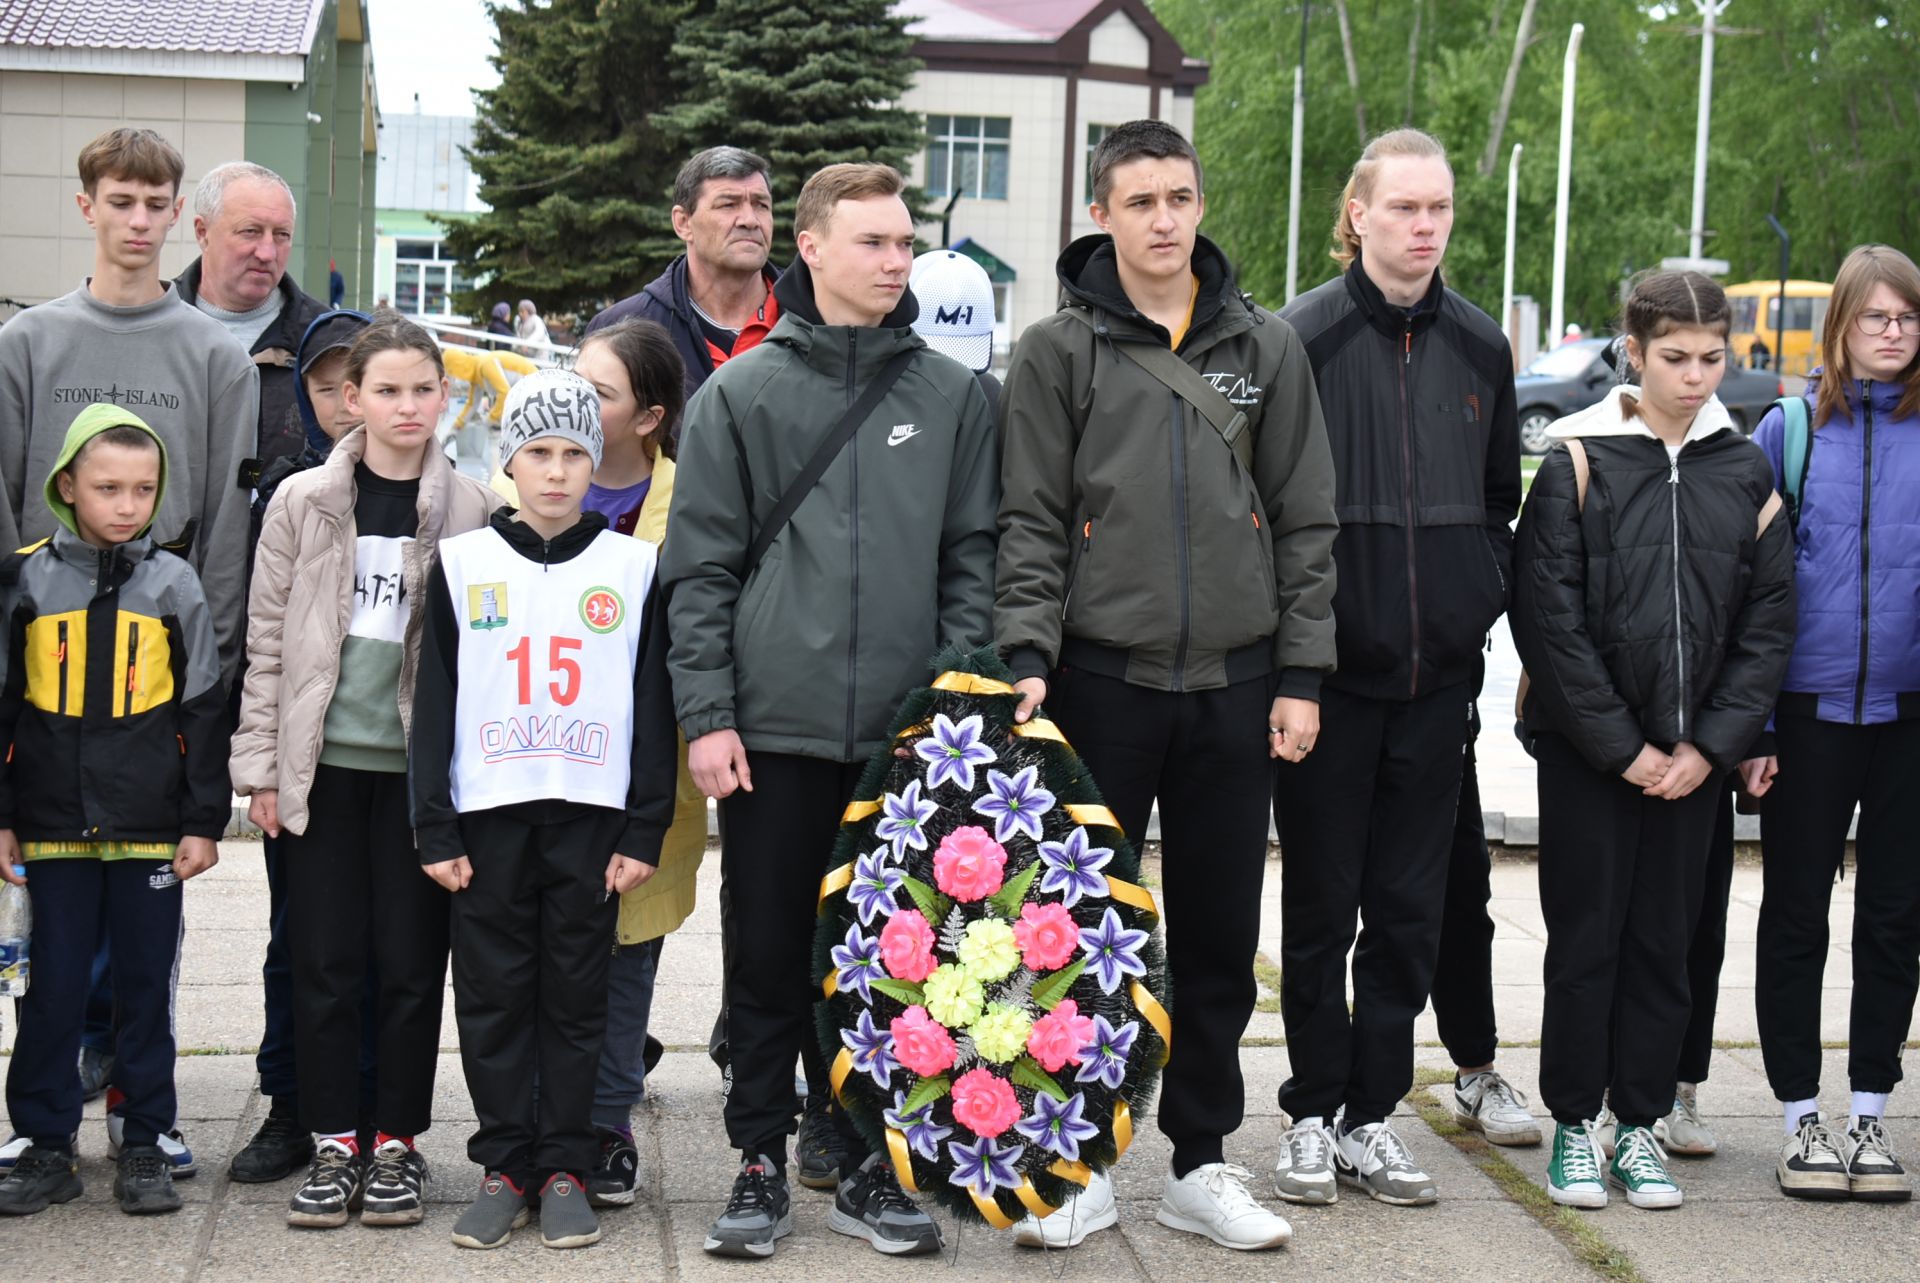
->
[1753,374,1920,724]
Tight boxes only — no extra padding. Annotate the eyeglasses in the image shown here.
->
[1855,310,1920,337]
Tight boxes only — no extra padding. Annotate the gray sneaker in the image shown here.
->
[1451,1070,1542,1146]
[1653,1084,1717,1156]
[1334,1121,1438,1206]
[829,1153,942,1255]
[704,1154,793,1259]
[1845,1117,1912,1203]
[537,1171,601,1249]
[77,1047,114,1103]
[451,1172,531,1249]
[1272,1114,1338,1204]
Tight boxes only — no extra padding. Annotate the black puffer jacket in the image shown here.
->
[1511,388,1797,775]
[1280,259,1521,701]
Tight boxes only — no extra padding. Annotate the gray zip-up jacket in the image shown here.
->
[661,258,1000,763]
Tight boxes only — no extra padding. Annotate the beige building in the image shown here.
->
[0,0,378,321]
[898,0,1207,351]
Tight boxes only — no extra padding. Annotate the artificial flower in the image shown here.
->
[914,712,997,792]
[1025,998,1096,1073]
[970,766,1056,844]
[969,1003,1035,1065]
[884,1091,954,1162]
[848,846,905,925]
[933,825,1008,901]
[1013,1091,1101,1162]
[889,1005,958,1077]
[1078,906,1149,994]
[1011,901,1079,970]
[878,908,938,982]
[1036,826,1113,907]
[1075,1013,1140,1091]
[830,922,885,1004]
[840,1008,899,1088]
[956,916,1021,983]
[949,1067,1022,1138]
[922,963,985,1029]
[948,1133,1024,1196]
[876,778,938,859]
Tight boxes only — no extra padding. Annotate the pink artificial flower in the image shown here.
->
[889,1005,958,1077]
[950,1067,1023,1138]
[1012,901,1079,971]
[933,826,1008,902]
[1025,998,1097,1073]
[879,908,938,982]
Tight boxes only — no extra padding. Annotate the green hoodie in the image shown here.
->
[42,403,170,542]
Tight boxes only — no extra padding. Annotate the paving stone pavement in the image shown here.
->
[2,839,1912,1281]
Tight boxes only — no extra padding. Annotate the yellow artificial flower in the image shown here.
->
[970,1003,1035,1064]
[923,963,985,1029]
[957,917,1021,984]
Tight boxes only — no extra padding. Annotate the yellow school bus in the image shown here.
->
[1727,279,1831,376]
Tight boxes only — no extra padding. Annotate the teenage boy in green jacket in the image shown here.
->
[995,119,1339,1252]
[662,162,998,1261]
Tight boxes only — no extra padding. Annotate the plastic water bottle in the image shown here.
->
[0,868,28,997]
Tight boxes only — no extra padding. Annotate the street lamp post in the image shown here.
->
[1504,143,1523,350]
[1549,23,1584,349]
[1284,5,1310,302]
[1688,1,1727,259]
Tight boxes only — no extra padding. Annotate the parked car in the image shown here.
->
[1514,337,1787,454]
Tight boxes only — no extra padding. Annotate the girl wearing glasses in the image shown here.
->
[1748,243,1920,1204]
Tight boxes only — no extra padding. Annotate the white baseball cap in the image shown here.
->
[910,250,996,372]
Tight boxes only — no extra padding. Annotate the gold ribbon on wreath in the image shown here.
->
[829,1048,854,1105]
[885,1128,920,1192]
[930,671,1017,696]
[816,862,853,914]
[1065,803,1120,831]
[1112,1098,1135,1160]
[1011,717,1067,743]
[1105,876,1159,923]
[841,799,880,823]
[1130,980,1172,1066]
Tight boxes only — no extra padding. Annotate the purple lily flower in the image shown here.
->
[970,766,1056,844]
[1077,907,1148,994]
[884,1090,955,1162]
[875,778,938,858]
[947,1134,1025,1197]
[1013,1091,1101,1162]
[1074,1014,1140,1091]
[848,847,905,925]
[830,922,886,1004]
[915,713,997,792]
[841,1008,899,1088]
[1036,826,1113,907]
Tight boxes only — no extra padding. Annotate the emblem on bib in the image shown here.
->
[580,586,624,633]
[468,583,510,630]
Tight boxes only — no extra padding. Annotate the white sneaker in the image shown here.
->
[1592,1104,1619,1158]
[106,1113,198,1178]
[1334,1120,1437,1205]
[1272,1115,1338,1204]
[1011,1171,1118,1248]
[1653,1084,1717,1156]
[1451,1070,1542,1146]
[0,1134,29,1170]
[1155,1162,1291,1251]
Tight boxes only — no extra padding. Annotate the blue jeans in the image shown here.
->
[592,937,662,1131]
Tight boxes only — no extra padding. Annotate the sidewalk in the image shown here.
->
[3,840,1912,1282]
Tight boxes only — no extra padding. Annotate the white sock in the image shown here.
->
[1851,1092,1890,1126]
[1783,1099,1819,1136]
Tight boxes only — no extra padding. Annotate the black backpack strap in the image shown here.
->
[1060,307,1252,472]
[741,348,916,579]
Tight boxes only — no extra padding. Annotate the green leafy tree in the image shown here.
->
[439,0,702,321]
[662,0,926,266]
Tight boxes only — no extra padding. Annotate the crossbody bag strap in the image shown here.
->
[741,348,916,579]
[1062,308,1253,473]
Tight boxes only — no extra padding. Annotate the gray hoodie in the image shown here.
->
[0,283,259,681]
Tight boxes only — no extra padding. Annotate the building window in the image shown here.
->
[926,115,1011,201]
[393,239,474,318]
[1084,123,1116,205]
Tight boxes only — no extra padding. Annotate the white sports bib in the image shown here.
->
[437,525,657,814]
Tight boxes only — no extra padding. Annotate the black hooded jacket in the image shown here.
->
[1279,259,1522,700]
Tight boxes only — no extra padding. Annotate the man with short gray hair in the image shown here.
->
[174,160,326,485]
[586,146,778,412]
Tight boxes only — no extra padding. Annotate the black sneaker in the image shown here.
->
[113,1143,182,1215]
[78,1046,114,1103]
[588,1128,639,1207]
[643,1034,665,1077]
[287,1139,365,1228]
[361,1139,429,1226]
[230,1105,314,1183]
[829,1153,942,1255]
[451,1172,529,1249]
[703,1153,792,1258]
[0,1145,83,1216]
[538,1171,601,1249]
[795,1096,848,1190]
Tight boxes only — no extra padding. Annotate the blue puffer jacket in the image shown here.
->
[1752,373,1920,724]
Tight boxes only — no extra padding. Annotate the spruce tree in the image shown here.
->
[439,0,700,320]
[663,0,925,267]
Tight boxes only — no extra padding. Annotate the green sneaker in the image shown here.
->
[1609,1125,1682,1209]
[1546,1122,1607,1209]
